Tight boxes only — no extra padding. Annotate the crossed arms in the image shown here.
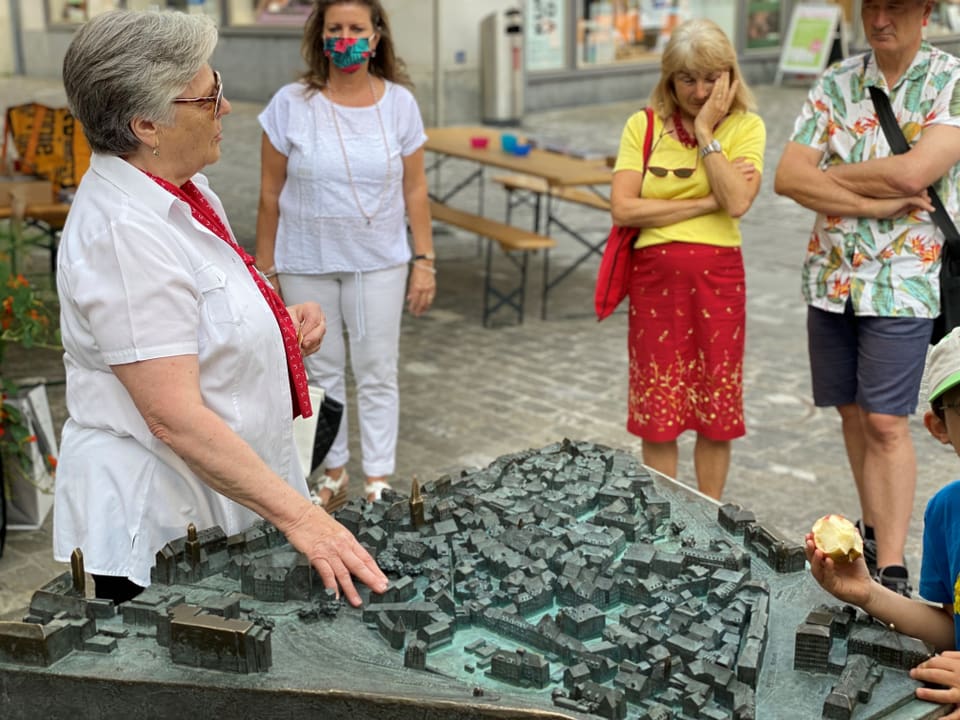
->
[774,124,960,219]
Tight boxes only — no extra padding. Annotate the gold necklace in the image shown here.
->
[326,75,392,226]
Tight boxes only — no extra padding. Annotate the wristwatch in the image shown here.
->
[700,139,722,158]
[414,252,436,261]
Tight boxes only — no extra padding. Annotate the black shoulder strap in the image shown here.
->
[864,53,960,257]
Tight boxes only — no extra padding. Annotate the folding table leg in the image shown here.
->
[541,248,551,320]
[483,237,495,327]
[517,251,528,324]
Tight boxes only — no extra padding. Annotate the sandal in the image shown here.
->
[310,470,349,512]
[364,479,392,503]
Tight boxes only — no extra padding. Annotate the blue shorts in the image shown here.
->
[807,303,933,416]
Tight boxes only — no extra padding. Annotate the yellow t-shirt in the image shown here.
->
[614,110,766,249]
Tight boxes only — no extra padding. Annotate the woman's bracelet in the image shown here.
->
[413,261,437,274]
[259,265,278,279]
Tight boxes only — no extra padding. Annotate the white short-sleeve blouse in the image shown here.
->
[53,154,309,587]
[258,80,427,274]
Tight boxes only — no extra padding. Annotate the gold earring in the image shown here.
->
[153,143,160,158]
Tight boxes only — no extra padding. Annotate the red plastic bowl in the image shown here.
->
[470,136,490,149]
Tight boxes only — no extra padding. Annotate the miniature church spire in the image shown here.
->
[409,476,424,528]
[70,547,85,595]
[186,523,201,566]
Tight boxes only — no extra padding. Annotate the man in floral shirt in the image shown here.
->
[775,0,960,597]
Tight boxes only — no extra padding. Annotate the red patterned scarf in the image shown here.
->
[145,172,312,419]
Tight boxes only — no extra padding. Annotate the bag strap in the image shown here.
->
[642,106,654,172]
[863,54,960,260]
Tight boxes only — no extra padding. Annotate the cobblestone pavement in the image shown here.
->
[2,76,955,620]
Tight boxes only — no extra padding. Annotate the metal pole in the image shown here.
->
[8,0,25,75]
[432,0,444,127]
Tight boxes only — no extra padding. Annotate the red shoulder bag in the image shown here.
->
[594,107,654,321]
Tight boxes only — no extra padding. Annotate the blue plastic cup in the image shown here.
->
[501,133,517,153]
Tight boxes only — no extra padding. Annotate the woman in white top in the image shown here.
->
[256,0,434,509]
[55,9,386,606]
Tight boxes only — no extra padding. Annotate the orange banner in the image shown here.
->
[2,103,91,189]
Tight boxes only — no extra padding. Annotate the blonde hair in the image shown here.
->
[649,19,756,119]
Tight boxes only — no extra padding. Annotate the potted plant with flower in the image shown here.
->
[0,212,61,554]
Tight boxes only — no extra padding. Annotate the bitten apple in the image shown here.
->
[812,514,864,563]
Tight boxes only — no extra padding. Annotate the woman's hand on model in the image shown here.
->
[281,503,388,607]
[287,302,326,356]
[407,262,436,317]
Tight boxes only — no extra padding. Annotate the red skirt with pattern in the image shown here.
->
[627,242,746,442]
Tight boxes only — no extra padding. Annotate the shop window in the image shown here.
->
[929,1,960,37]
[746,1,783,50]
[48,0,220,25]
[124,0,220,23]
[527,0,567,71]
[226,0,313,27]
[48,0,120,24]
[576,0,736,67]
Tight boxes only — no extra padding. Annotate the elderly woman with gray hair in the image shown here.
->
[54,9,387,606]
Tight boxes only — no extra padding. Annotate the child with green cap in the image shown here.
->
[806,326,960,712]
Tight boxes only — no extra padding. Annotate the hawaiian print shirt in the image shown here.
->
[791,44,960,317]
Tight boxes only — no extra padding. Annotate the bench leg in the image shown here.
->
[518,251,528,324]
[541,210,606,320]
[483,237,496,327]
[23,218,60,274]
[500,186,542,234]
[542,247,551,321]
[483,242,530,327]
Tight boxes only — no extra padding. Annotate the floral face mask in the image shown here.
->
[324,36,374,73]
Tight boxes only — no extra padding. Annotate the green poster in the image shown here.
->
[747,1,782,50]
[778,4,841,75]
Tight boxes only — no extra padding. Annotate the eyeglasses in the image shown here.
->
[938,400,960,417]
[646,130,699,179]
[173,71,223,119]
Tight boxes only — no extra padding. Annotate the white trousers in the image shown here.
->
[280,264,407,477]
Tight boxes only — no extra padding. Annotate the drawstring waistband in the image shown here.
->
[353,270,366,340]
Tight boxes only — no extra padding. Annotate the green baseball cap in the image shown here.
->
[928,327,960,402]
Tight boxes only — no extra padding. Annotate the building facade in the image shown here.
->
[6,0,960,125]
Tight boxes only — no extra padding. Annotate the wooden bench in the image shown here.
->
[429,200,555,326]
[492,173,611,216]
[0,202,70,272]
[491,175,611,320]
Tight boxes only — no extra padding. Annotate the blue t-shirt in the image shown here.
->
[919,479,960,649]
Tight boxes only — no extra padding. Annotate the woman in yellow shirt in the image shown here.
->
[610,19,766,499]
